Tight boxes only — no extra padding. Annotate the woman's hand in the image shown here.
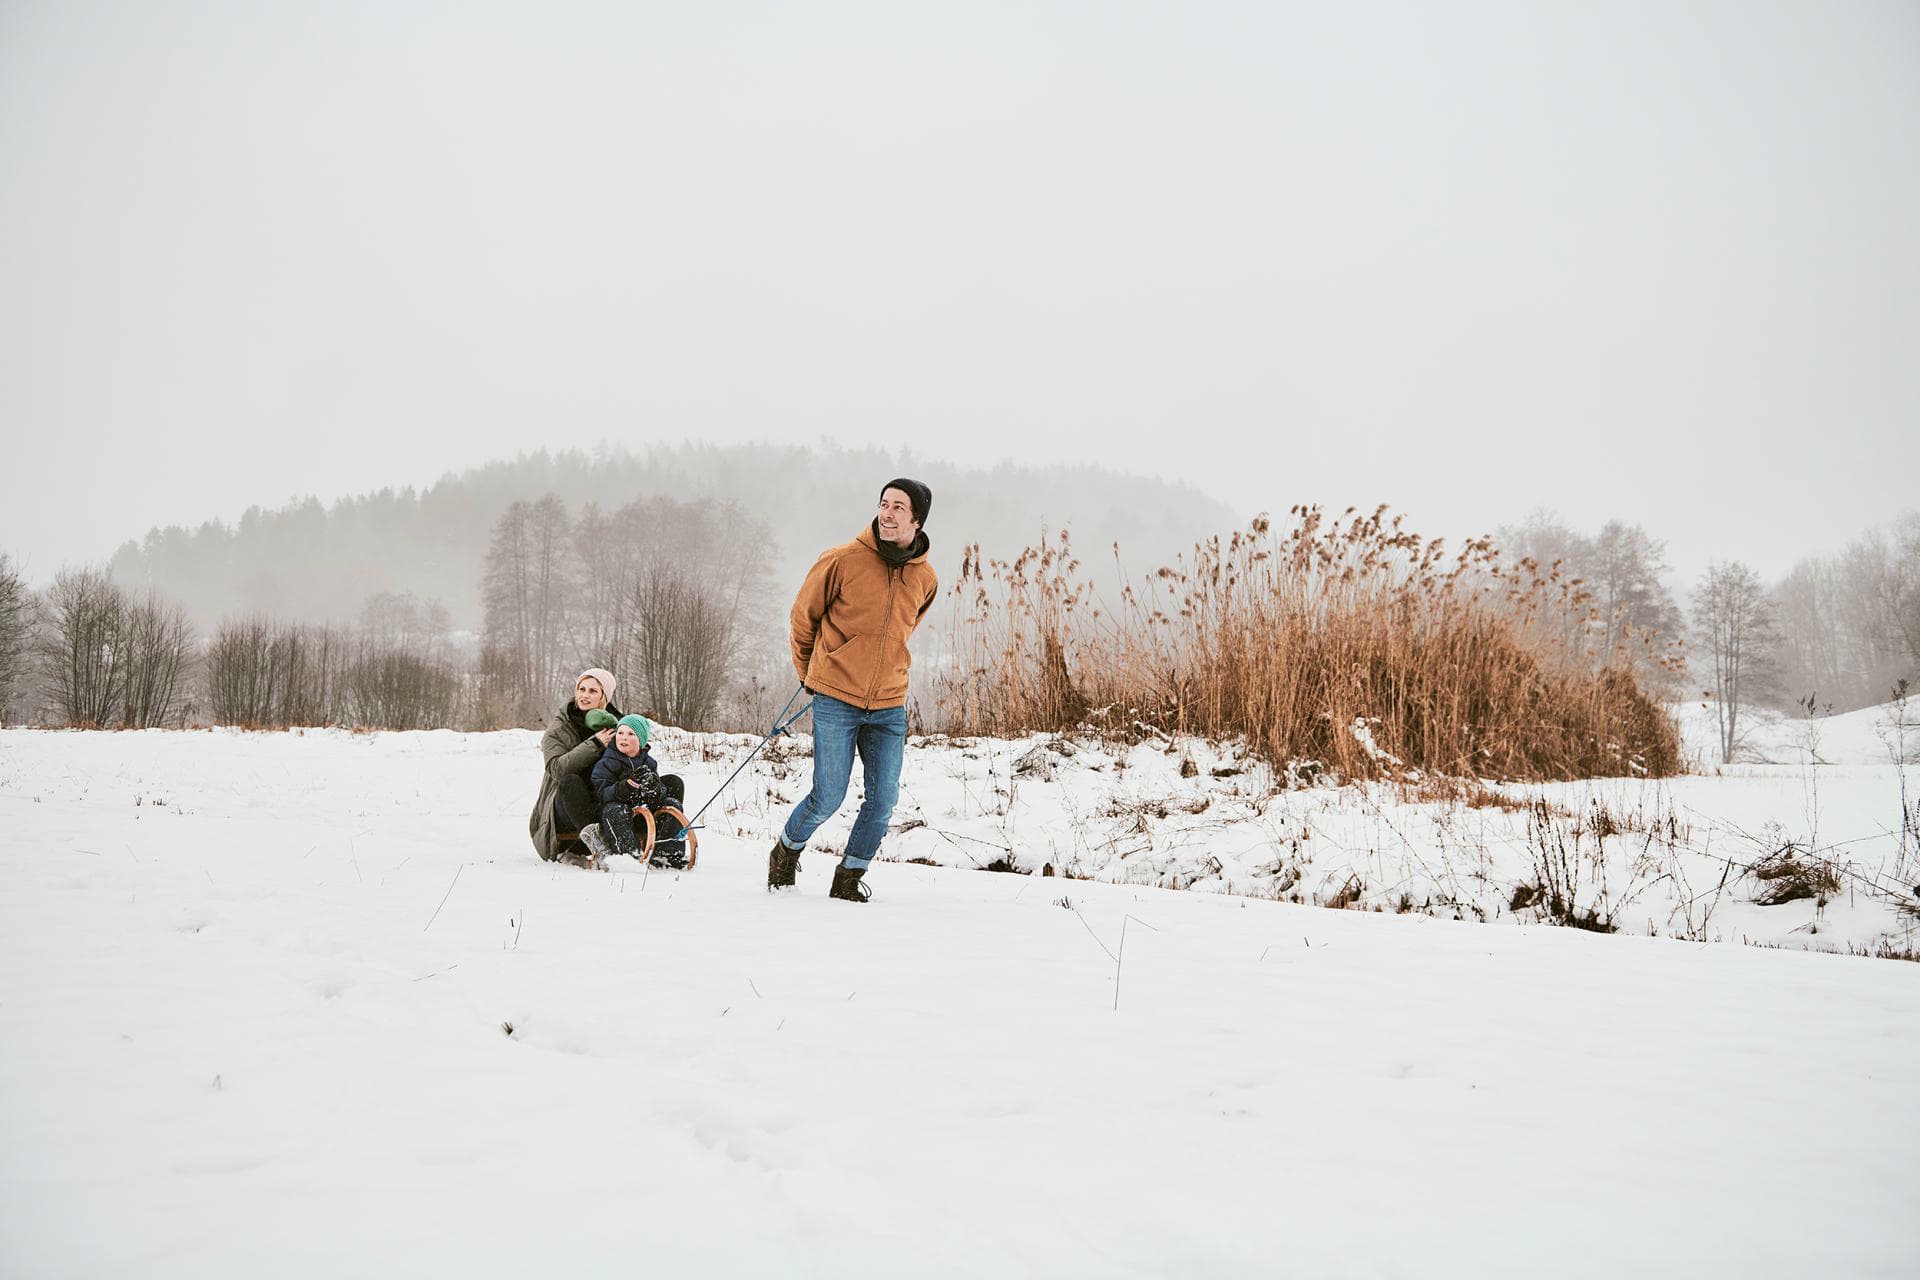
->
[595,729,614,747]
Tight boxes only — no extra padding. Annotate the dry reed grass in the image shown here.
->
[931,505,1681,782]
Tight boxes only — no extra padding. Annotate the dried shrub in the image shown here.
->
[1750,850,1842,907]
[931,507,1681,783]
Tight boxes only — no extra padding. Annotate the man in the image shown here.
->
[769,479,939,901]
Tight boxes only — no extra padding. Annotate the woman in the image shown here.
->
[528,667,624,867]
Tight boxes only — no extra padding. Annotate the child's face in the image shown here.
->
[614,724,641,756]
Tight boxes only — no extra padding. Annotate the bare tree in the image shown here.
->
[1692,561,1773,764]
[1770,560,1847,711]
[1771,512,1920,713]
[1893,512,1920,666]
[120,593,195,727]
[205,616,348,726]
[481,496,575,723]
[358,592,451,661]
[285,625,350,725]
[568,502,646,678]
[629,568,734,727]
[1587,521,1683,656]
[0,554,30,721]
[1496,508,1585,572]
[345,643,458,729]
[206,616,275,725]
[1495,511,1681,688]
[39,568,130,726]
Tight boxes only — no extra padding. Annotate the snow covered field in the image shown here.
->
[3,717,1917,1276]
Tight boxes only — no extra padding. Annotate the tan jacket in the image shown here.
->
[791,524,938,710]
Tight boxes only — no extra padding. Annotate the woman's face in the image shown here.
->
[575,675,607,712]
[614,724,641,756]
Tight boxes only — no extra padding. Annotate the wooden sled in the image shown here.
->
[554,805,698,869]
[631,803,699,868]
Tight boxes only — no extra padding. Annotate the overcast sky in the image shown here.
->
[2,0,1914,587]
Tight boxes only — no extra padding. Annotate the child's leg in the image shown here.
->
[654,774,688,843]
[598,802,641,858]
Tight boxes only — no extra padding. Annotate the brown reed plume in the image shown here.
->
[931,506,1681,782]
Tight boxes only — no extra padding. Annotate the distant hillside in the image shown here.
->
[106,443,1243,632]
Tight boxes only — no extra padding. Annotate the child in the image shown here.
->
[579,714,690,868]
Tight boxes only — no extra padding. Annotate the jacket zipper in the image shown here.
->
[862,565,900,710]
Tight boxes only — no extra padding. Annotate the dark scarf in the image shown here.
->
[871,518,929,568]
[566,698,623,738]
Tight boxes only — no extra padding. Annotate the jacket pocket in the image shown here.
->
[869,635,911,703]
[813,633,877,696]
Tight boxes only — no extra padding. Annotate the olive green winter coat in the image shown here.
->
[527,698,622,860]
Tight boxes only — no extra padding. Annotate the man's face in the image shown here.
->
[575,676,607,711]
[877,488,920,548]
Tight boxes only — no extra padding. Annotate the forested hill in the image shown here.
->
[105,444,1241,631]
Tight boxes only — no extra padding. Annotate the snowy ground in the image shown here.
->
[833,699,1920,956]
[2,718,1917,1276]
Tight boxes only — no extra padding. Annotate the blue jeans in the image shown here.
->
[780,694,907,871]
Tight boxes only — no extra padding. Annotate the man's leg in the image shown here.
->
[841,705,907,872]
[771,695,858,887]
[830,704,906,902]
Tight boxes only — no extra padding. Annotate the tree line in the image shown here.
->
[101,443,1234,633]
[4,505,1915,766]
[0,492,774,732]
[1498,509,1920,763]
[469,494,772,729]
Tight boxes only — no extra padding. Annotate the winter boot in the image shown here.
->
[828,864,871,903]
[577,823,615,869]
[768,838,802,890]
[649,809,687,867]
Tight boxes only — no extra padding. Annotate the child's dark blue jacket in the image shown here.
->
[592,742,664,807]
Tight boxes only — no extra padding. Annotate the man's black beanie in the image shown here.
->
[882,478,932,527]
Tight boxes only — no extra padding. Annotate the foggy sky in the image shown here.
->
[2,0,1915,589]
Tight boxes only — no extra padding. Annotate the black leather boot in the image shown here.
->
[768,838,802,890]
[829,865,871,903]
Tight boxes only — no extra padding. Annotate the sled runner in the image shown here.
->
[630,803,700,869]
[556,804,699,870]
